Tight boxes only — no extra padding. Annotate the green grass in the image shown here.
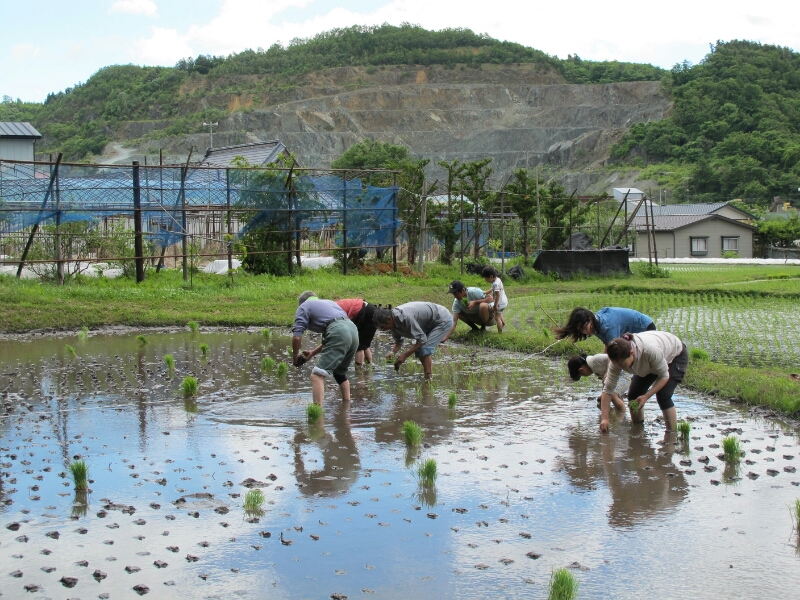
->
[181,376,199,397]
[65,344,76,357]
[723,435,743,463]
[276,362,289,377]
[243,488,265,512]
[77,325,89,341]
[136,334,148,345]
[306,403,323,422]
[187,320,199,332]
[548,568,578,600]
[447,391,457,409]
[261,356,275,371]
[260,328,271,339]
[164,354,175,371]
[402,420,424,446]
[69,460,89,491]
[415,458,437,487]
[690,348,710,362]
[199,343,209,356]
[677,420,691,441]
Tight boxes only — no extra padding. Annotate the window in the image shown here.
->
[722,236,739,252]
[690,237,708,256]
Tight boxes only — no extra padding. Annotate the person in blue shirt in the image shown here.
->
[446,279,495,333]
[554,307,655,345]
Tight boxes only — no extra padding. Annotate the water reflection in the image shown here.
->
[562,425,688,528]
[292,400,360,496]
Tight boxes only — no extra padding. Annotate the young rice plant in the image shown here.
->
[448,391,457,409]
[164,354,175,371]
[199,343,209,356]
[548,567,578,600]
[723,435,743,462]
[677,420,691,441]
[261,328,271,339]
[187,321,199,332]
[402,421,424,446]
[276,362,289,377]
[78,326,89,342]
[65,344,76,357]
[182,376,199,397]
[136,334,148,345]
[261,357,275,371]
[69,459,89,491]
[416,458,438,487]
[307,403,323,423]
[243,488,265,512]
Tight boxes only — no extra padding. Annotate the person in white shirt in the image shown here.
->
[567,353,625,411]
[600,331,688,433]
[481,266,508,333]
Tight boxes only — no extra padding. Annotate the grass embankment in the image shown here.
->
[2,262,800,416]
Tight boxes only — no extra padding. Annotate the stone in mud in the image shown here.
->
[710,480,721,486]
[704,465,717,472]
[785,466,797,473]
[474,564,489,570]
[452,508,468,514]
[154,560,168,568]
[427,513,438,519]
[6,522,20,531]
[59,576,78,588]
[166,546,179,552]
[40,548,51,555]
[10,569,23,577]
[526,552,542,559]
[163,580,175,586]
[186,554,199,562]
[330,594,348,600]
[499,558,514,565]
[93,569,107,581]
[747,472,760,480]
[134,519,146,525]
[15,535,28,543]
[125,565,142,573]
[519,532,532,539]
[767,469,780,477]
[241,477,270,488]
[259,531,271,538]
[150,503,161,509]
[45,530,59,539]
[41,566,56,573]
[24,584,40,592]
[189,511,200,518]
[133,583,150,595]
[76,560,88,567]
[199,573,209,580]
[75,527,88,534]
[214,506,229,515]
[96,510,108,518]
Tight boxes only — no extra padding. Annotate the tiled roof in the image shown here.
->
[651,203,728,216]
[632,213,755,232]
[0,122,42,138]
[200,141,288,167]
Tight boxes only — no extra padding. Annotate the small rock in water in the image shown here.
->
[747,472,760,480]
[133,583,150,595]
[41,566,56,573]
[526,551,542,559]
[10,569,23,578]
[126,565,142,573]
[75,560,89,567]
[45,530,60,539]
[59,576,78,588]
[154,560,168,568]
[93,569,107,581]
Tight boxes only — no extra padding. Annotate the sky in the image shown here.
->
[2,0,799,103]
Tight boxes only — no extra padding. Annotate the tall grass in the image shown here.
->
[306,403,323,422]
[164,354,175,371]
[187,321,199,332]
[548,568,578,600]
[723,435,742,462]
[69,460,89,491]
[182,376,199,397]
[415,458,437,487]
[243,489,265,513]
[402,421,424,446]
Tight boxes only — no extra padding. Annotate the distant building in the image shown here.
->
[199,141,290,168]
[0,122,42,178]
[631,214,756,259]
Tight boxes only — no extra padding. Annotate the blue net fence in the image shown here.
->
[0,159,399,280]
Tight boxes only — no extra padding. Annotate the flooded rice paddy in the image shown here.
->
[1,328,800,599]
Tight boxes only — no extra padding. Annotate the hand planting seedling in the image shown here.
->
[182,376,198,397]
[402,420,424,446]
[415,458,437,487]
[136,334,148,345]
[69,460,89,491]
[548,567,578,600]
[629,399,640,413]
[261,357,275,371]
[199,343,209,357]
[306,403,323,423]
[187,321,199,333]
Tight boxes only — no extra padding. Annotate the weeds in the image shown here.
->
[415,458,437,487]
[306,403,323,423]
[276,362,289,377]
[402,421,424,446]
[723,435,743,462]
[164,354,175,371]
[243,488,265,513]
[548,568,578,600]
[448,391,457,409]
[677,420,691,441]
[136,334,148,345]
[65,344,76,357]
[199,343,209,357]
[261,357,275,371]
[69,460,89,491]
[181,376,199,397]
[187,321,199,332]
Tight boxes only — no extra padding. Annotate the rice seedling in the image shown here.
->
[723,435,743,462]
[199,343,209,357]
[276,362,289,377]
[306,403,323,423]
[77,326,89,342]
[793,498,800,535]
[164,354,175,371]
[402,420,424,446]
[415,458,438,487]
[261,356,275,371]
[260,328,271,339]
[243,488,265,513]
[690,348,710,362]
[448,391,457,409]
[65,344,76,357]
[69,460,89,491]
[136,334,148,345]
[181,376,199,397]
[548,567,578,600]
[629,399,640,413]
[187,321,199,333]
[677,420,691,441]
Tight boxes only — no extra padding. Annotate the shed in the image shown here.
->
[0,122,42,178]
[631,214,756,259]
[199,140,290,168]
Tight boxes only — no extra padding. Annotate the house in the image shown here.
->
[199,140,290,168]
[0,122,42,178]
[631,213,756,259]
[648,201,755,222]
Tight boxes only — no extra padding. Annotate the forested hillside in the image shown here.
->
[0,24,664,161]
[611,41,800,203]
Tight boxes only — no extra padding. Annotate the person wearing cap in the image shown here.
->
[372,302,454,379]
[567,353,625,411]
[292,291,359,405]
[446,280,495,334]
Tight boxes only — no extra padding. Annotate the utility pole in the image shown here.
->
[203,121,218,149]
[535,166,542,251]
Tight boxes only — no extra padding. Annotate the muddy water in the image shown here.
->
[1,328,800,599]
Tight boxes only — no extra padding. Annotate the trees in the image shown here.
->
[506,168,542,263]
[429,159,466,265]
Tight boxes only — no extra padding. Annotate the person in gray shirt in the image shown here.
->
[292,291,359,406]
[372,302,454,379]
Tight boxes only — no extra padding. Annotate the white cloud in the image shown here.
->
[134,27,194,64]
[110,0,159,17]
[11,43,45,61]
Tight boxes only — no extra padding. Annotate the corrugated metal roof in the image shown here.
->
[0,122,42,138]
[651,202,755,219]
[200,141,287,167]
[633,213,755,232]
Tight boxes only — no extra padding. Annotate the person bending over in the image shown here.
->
[292,291,359,405]
[373,302,453,379]
[554,306,656,346]
[335,298,378,366]
[447,280,495,333]
[567,353,625,411]
[599,331,688,433]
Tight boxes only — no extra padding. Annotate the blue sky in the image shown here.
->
[2,0,799,102]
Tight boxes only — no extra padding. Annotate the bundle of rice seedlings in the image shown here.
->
[182,376,199,397]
